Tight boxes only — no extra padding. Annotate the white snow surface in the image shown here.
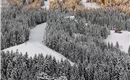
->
[105,30,130,53]
[41,0,100,9]
[85,2,100,9]
[40,0,100,9]
[81,0,100,9]
[3,23,74,66]
[41,0,50,10]
[65,16,78,23]
[65,16,75,19]
[29,23,46,42]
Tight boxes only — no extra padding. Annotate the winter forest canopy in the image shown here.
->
[1,3,130,80]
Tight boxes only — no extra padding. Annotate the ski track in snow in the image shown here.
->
[3,23,74,66]
[105,30,130,53]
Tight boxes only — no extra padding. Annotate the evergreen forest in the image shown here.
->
[1,4,130,80]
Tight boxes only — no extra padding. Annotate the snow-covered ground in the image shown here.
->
[65,16,78,23]
[41,0,101,9]
[65,16,75,19]
[81,0,100,9]
[29,23,46,42]
[3,23,74,66]
[41,0,50,10]
[105,30,130,53]
[85,2,100,9]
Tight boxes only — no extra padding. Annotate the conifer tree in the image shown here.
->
[128,46,130,56]
[101,26,110,39]
[116,42,119,48]
[40,0,45,6]
[0,33,6,50]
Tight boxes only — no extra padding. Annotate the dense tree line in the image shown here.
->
[50,0,83,12]
[1,5,47,49]
[76,8,130,31]
[2,5,130,80]
[44,9,130,79]
[45,10,111,63]
[2,44,130,80]
[1,51,69,80]
[7,0,46,8]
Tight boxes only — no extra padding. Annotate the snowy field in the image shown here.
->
[105,30,130,53]
[3,23,74,66]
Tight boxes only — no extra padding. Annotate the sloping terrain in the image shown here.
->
[3,23,74,66]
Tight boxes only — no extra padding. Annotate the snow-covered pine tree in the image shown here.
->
[0,33,6,50]
[101,26,110,39]
[40,0,45,6]
[128,46,130,56]
[116,41,119,48]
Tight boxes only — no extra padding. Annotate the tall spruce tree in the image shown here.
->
[0,33,6,50]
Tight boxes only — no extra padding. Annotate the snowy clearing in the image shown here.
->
[41,0,101,9]
[3,23,74,66]
[105,30,130,53]
[41,0,50,10]
[3,41,74,65]
[81,0,100,9]
[85,2,100,9]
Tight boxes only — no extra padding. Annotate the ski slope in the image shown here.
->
[105,30,130,53]
[3,23,74,66]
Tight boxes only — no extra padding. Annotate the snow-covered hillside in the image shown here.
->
[105,30,130,53]
[29,23,46,42]
[3,23,74,66]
